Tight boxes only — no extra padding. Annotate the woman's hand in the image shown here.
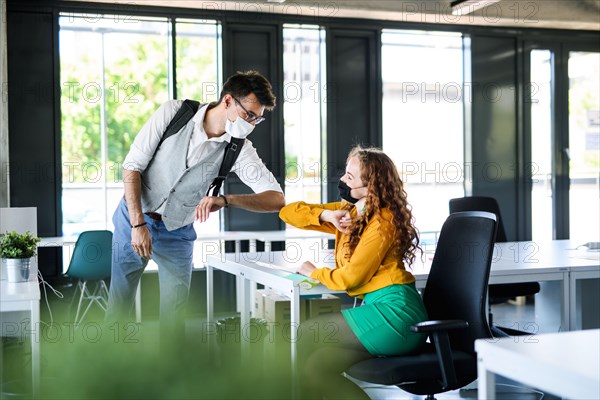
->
[297,261,316,277]
[320,209,351,233]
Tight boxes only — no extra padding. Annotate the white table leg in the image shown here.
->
[207,264,214,323]
[240,276,251,365]
[206,264,216,363]
[561,272,570,331]
[235,240,242,313]
[31,299,40,398]
[135,280,142,323]
[249,239,258,253]
[236,276,244,313]
[477,358,495,400]
[290,287,301,397]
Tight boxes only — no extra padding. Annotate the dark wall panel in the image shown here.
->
[222,23,284,231]
[7,10,61,237]
[326,29,380,202]
[470,35,519,240]
[7,10,63,278]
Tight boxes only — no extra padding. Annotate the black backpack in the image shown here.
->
[155,99,245,197]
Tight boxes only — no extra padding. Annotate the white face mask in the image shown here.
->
[226,106,255,139]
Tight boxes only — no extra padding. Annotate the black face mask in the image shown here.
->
[338,180,363,204]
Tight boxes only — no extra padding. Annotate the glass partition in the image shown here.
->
[282,25,327,205]
[382,30,465,237]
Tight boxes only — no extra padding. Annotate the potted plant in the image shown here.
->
[0,230,41,282]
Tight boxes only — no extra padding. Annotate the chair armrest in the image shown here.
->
[409,319,468,390]
[410,319,469,333]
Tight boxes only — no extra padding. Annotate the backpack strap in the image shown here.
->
[206,137,246,197]
[156,99,201,150]
[152,99,244,198]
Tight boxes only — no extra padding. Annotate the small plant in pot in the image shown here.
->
[0,231,41,282]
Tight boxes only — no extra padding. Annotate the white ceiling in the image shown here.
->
[74,0,600,31]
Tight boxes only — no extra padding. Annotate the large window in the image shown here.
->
[568,51,600,241]
[282,25,327,205]
[530,49,599,241]
[530,49,553,241]
[175,20,221,102]
[59,15,221,236]
[381,30,465,235]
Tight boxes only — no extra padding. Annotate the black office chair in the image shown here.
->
[449,196,541,336]
[345,211,497,400]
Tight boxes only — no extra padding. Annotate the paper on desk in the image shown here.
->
[255,261,297,273]
[286,274,321,290]
[569,251,600,261]
[254,261,320,289]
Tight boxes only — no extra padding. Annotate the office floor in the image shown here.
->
[1,290,562,400]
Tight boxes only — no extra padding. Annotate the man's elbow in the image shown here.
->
[270,192,286,211]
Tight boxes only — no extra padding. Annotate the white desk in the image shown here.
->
[246,229,333,252]
[40,229,334,269]
[399,240,599,332]
[197,229,332,322]
[206,240,599,398]
[476,329,600,400]
[491,240,599,331]
[38,236,78,247]
[40,230,333,322]
[206,251,342,371]
[0,278,41,396]
[206,240,600,357]
[197,229,333,257]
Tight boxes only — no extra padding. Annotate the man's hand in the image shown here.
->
[320,210,352,233]
[131,225,152,259]
[195,196,227,223]
[297,261,316,277]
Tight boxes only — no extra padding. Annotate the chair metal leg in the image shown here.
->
[98,280,109,310]
[77,285,100,327]
[73,280,111,327]
[73,281,87,327]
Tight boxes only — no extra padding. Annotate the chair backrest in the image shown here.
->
[423,211,496,354]
[448,196,507,242]
[66,230,113,281]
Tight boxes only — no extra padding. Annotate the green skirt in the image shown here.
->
[342,283,428,356]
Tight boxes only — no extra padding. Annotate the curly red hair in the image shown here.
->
[344,146,421,267]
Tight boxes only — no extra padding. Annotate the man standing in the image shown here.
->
[106,71,285,344]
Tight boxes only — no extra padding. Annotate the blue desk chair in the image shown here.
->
[65,230,113,327]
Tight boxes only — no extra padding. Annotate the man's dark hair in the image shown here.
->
[217,70,276,110]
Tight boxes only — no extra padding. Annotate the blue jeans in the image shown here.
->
[106,197,196,344]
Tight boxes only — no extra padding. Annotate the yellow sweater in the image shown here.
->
[279,201,416,297]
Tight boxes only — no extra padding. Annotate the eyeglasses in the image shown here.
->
[233,97,266,125]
